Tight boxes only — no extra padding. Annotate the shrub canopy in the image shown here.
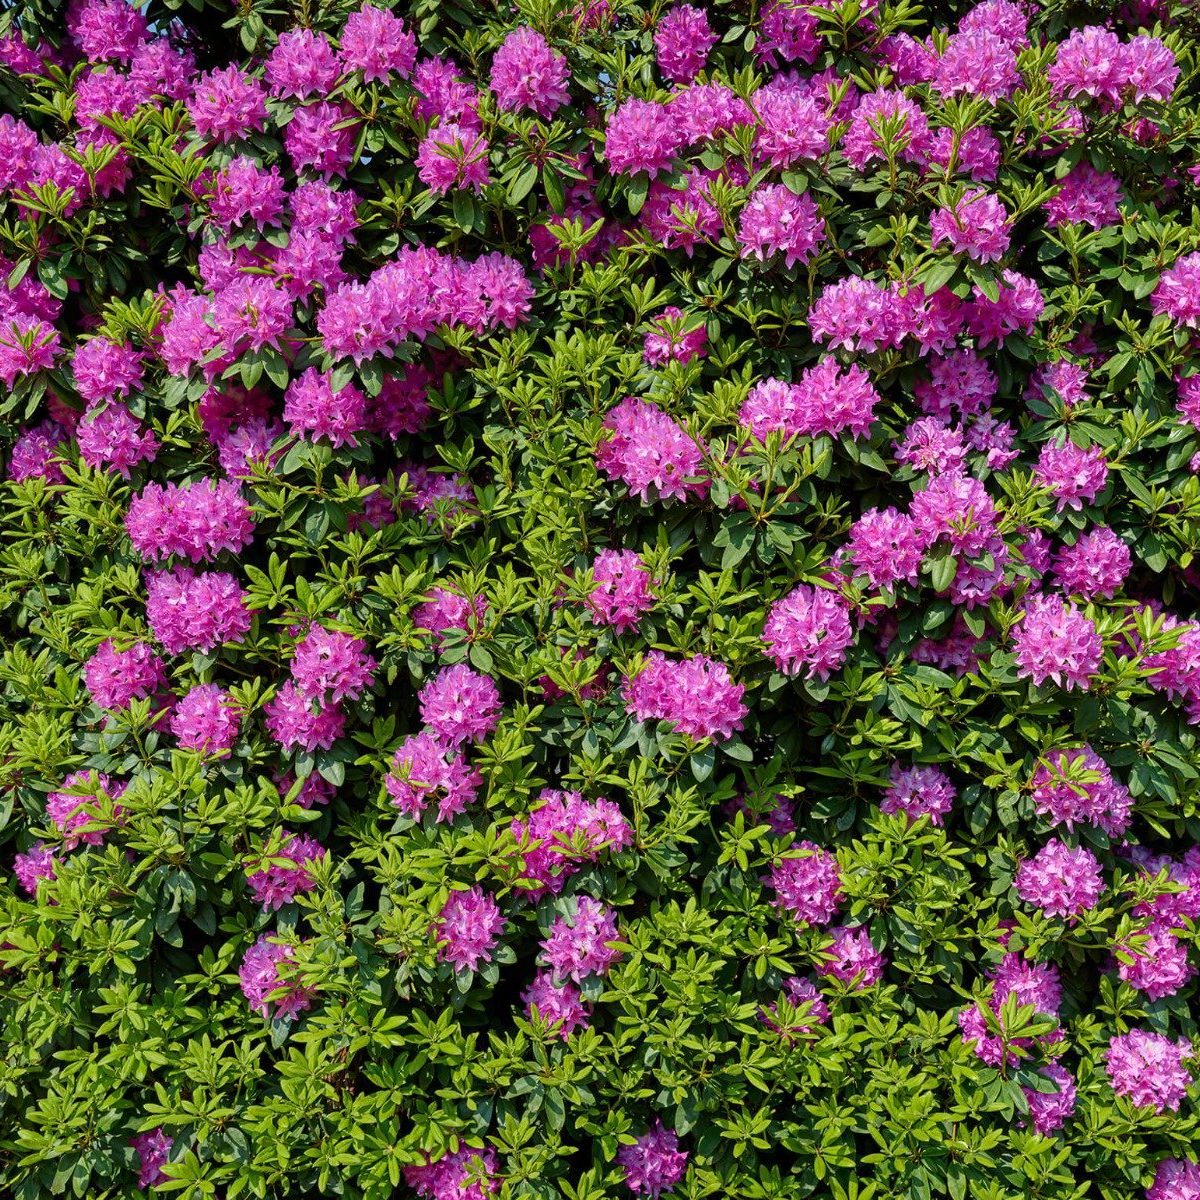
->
[2,1,1200,1198]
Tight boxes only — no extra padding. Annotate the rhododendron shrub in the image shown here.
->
[1,1,1200,1198]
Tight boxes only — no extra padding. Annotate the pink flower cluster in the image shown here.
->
[958,952,1064,1068]
[238,934,314,1018]
[1105,1029,1193,1113]
[435,885,506,972]
[126,478,254,563]
[767,842,842,927]
[740,360,880,441]
[762,584,854,680]
[1014,839,1104,919]
[509,789,633,896]
[586,549,654,632]
[624,651,747,742]
[245,831,327,909]
[616,1123,689,1198]
[596,397,708,504]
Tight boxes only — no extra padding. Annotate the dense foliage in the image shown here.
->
[2,0,1200,1197]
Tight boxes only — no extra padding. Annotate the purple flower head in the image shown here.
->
[616,1123,688,1198]
[1153,252,1200,329]
[1106,1029,1193,1113]
[263,681,346,753]
[1014,838,1104,918]
[340,5,417,82]
[386,730,481,822]
[145,568,252,657]
[490,27,568,118]
[84,640,167,711]
[624,651,747,742]
[435,885,505,972]
[767,841,842,927]
[245,831,326,910]
[130,1128,173,1190]
[416,123,490,195]
[266,28,340,99]
[47,770,125,849]
[1115,925,1196,1000]
[238,934,315,1018]
[587,549,654,632]
[523,970,591,1038]
[930,188,1011,262]
[643,307,707,366]
[405,1147,497,1200]
[655,6,717,83]
[1147,1159,1200,1200]
[509,789,633,897]
[597,397,708,503]
[762,584,854,680]
[418,664,502,746]
[1013,594,1102,691]
[605,99,679,178]
[170,683,241,756]
[881,763,955,825]
[760,975,830,1039]
[1034,440,1108,510]
[291,626,376,705]
[1021,1064,1077,1135]
[126,478,254,564]
[540,897,622,983]
[1032,745,1132,836]
[844,508,924,590]
[820,925,886,989]
[14,841,57,895]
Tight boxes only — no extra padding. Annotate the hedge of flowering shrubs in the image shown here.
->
[4,0,1200,1196]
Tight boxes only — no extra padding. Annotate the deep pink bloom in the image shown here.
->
[418,664,502,746]
[881,763,955,825]
[170,683,241,756]
[145,568,252,656]
[643,307,707,366]
[490,28,568,118]
[1032,745,1133,836]
[188,66,267,143]
[820,925,886,989]
[1015,838,1104,918]
[509,789,633,896]
[762,584,854,680]
[523,971,591,1038]
[386,730,481,822]
[263,681,346,752]
[768,842,842,926]
[340,5,417,81]
[655,6,717,83]
[738,185,825,268]
[540,897,622,982]
[1033,440,1109,510]
[587,549,654,632]
[126,478,254,564]
[930,188,1011,262]
[238,935,314,1018]
[624,651,747,741]
[291,627,376,705]
[1013,594,1102,691]
[416,123,490,194]
[435,886,505,971]
[616,1123,688,1198]
[1021,1064,1077,1135]
[596,397,708,503]
[84,640,167,711]
[130,1129,173,1190]
[1106,1030,1193,1113]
